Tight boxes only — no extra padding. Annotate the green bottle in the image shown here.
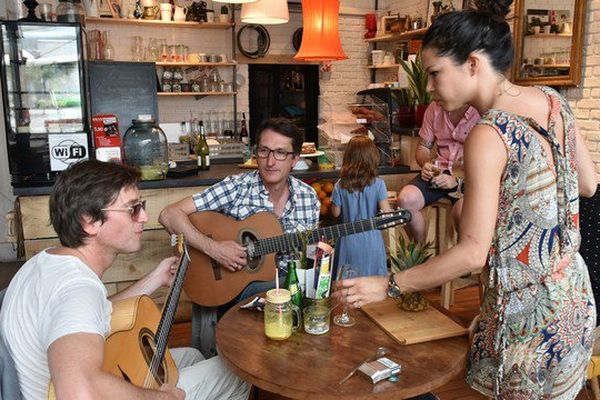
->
[196,120,210,171]
[284,260,303,308]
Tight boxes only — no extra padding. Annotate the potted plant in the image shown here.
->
[399,52,431,126]
[391,88,415,128]
[390,236,433,311]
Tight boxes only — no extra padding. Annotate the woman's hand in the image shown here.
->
[332,276,388,309]
[420,161,436,182]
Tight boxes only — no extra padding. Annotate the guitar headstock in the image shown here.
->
[171,233,185,256]
[374,209,412,230]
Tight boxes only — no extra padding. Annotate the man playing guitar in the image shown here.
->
[159,118,320,356]
[0,160,249,400]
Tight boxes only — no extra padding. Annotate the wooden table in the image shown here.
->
[216,302,469,399]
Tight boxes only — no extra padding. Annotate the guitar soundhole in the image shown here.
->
[139,328,167,386]
[241,231,261,273]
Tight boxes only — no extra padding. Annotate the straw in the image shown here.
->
[275,267,279,292]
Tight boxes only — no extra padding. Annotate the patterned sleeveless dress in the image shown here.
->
[466,86,596,399]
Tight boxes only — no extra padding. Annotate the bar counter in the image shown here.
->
[13,163,412,196]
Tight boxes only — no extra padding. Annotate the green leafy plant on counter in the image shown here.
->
[399,52,432,106]
[220,5,229,14]
[391,87,414,108]
[390,236,433,311]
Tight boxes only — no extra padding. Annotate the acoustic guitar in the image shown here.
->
[48,235,190,399]
[184,209,411,307]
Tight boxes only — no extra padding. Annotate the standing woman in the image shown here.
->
[333,0,598,398]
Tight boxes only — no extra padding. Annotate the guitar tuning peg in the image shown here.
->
[170,234,178,247]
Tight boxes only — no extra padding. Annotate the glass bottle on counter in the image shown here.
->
[284,260,303,309]
[240,112,249,145]
[196,120,210,171]
[123,118,169,181]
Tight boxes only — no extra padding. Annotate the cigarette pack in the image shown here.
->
[358,357,401,384]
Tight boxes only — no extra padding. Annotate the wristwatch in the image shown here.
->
[387,273,402,298]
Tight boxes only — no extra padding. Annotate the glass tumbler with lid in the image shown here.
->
[264,289,301,341]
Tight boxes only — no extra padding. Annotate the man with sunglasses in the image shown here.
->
[160,117,320,357]
[0,160,249,400]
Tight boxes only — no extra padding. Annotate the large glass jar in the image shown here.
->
[264,289,300,341]
[56,0,85,24]
[123,119,169,181]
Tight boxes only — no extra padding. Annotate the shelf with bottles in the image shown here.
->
[86,17,233,29]
[158,92,237,96]
[155,61,236,67]
[365,28,427,43]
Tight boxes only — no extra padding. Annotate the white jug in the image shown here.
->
[173,5,187,21]
[83,0,99,17]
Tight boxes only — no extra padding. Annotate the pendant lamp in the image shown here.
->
[213,0,258,4]
[294,0,347,61]
[241,0,289,24]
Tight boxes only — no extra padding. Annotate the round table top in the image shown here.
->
[216,301,469,399]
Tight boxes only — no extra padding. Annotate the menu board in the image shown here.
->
[88,61,159,136]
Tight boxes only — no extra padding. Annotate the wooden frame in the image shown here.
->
[511,0,586,86]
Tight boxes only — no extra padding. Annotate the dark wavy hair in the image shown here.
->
[423,0,514,73]
[256,117,304,155]
[49,160,141,248]
[339,135,380,192]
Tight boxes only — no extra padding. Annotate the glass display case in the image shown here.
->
[0,21,90,187]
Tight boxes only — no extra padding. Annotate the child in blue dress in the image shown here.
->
[331,135,392,277]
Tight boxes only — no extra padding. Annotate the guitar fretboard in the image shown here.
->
[251,216,389,257]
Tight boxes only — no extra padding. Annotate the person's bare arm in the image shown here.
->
[48,333,184,400]
[378,199,393,213]
[575,131,598,198]
[110,256,179,302]
[158,197,246,272]
[331,203,341,218]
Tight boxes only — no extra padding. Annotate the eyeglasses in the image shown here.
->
[256,146,296,161]
[101,200,146,220]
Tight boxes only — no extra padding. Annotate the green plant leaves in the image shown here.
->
[399,52,432,106]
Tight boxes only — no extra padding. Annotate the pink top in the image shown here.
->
[418,102,481,170]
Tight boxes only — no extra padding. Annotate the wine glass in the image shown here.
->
[334,264,359,328]
[448,155,464,199]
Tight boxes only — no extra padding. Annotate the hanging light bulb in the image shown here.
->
[241,0,289,24]
[294,0,347,61]
[213,0,258,4]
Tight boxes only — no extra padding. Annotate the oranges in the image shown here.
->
[309,179,335,218]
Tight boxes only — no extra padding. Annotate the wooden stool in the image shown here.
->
[426,199,458,309]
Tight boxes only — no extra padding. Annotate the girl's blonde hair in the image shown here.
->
[339,135,380,192]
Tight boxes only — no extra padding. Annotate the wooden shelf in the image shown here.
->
[155,62,236,67]
[158,92,237,96]
[368,64,400,69]
[525,64,570,69]
[365,28,428,43]
[525,33,572,38]
[86,17,233,29]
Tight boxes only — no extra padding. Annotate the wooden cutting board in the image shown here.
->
[361,298,468,345]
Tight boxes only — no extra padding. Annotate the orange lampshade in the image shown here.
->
[293,0,347,61]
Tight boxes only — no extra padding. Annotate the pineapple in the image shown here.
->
[390,236,433,312]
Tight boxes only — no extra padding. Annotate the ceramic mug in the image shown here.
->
[206,10,214,22]
[160,3,171,21]
[173,5,187,21]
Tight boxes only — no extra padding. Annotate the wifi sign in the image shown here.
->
[48,134,89,171]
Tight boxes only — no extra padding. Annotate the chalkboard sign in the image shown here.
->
[88,61,159,136]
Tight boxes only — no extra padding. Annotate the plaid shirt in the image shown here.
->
[192,171,320,268]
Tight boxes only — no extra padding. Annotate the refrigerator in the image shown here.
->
[0,21,90,187]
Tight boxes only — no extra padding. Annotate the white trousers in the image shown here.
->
[171,347,250,400]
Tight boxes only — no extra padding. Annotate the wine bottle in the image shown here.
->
[196,120,210,170]
[240,112,249,145]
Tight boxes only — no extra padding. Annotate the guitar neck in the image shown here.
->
[153,246,189,370]
[252,218,378,257]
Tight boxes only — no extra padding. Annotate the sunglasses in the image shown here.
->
[101,200,146,220]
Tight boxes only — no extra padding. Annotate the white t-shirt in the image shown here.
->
[0,250,112,400]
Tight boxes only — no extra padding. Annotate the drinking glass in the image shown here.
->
[333,264,358,327]
[430,159,441,188]
[448,155,464,199]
